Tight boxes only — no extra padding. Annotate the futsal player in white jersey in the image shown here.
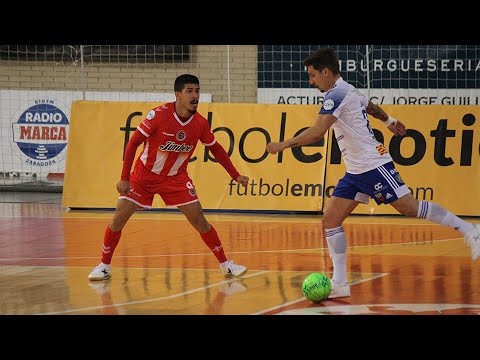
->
[266,48,480,299]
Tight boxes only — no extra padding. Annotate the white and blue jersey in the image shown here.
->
[322,77,410,204]
[321,77,391,174]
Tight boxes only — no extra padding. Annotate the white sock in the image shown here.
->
[325,226,348,284]
[417,201,475,234]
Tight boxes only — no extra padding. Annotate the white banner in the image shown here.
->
[0,90,211,176]
[257,88,480,106]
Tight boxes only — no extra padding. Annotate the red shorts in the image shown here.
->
[120,164,199,208]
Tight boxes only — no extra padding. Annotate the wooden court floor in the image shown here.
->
[1,192,480,315]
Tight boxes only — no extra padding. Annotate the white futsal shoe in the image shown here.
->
[88,263,112,281]
[220,260,248,278]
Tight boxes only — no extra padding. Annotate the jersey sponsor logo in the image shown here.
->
[158,141,193,152]
[146,110,155,120]
[323,99,334,110]
[162,132,174,136]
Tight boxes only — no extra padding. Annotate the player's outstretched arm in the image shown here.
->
[366,101,407,137]
[208,142,248,187]
[267,113,336,154]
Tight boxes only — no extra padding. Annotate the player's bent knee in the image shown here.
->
[193,221,210,233]
[110,218,127,232]
[322,217,341,230]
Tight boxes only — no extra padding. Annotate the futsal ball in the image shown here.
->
[302,272,332,302]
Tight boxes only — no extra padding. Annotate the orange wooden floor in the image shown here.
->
[1,192,479,315]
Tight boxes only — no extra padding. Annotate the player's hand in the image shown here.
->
[266,142,286,154]
[236,175,249,188]
[388,119,407,137]
[116,180,130,196]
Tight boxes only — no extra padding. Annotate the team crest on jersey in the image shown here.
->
[323,99,334,111]
[374,192,385,203]
[146,110,155,120]
[176,130,187,141]
[186,181,196,197]
[376,143,388,155]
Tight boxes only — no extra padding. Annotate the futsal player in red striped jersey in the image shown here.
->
[88,74,249,281]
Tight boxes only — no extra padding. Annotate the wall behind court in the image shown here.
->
[0,45,258,103]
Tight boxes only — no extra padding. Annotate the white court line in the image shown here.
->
[38,270,269,315]
[0,213,470,227]
[0,237,465,262]
[250,273,390,315]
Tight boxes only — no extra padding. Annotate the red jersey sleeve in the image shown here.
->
[120,130,146,181]
[208,142,241,181]
[198,115,216,146]
[136,108,159,137]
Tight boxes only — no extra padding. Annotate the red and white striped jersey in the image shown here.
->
[134,102,215,176]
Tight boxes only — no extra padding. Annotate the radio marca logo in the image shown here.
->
[12,99,69,165]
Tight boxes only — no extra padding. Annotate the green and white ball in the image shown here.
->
[302,272,332,302]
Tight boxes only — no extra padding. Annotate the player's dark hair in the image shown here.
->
[303,48,340,75]
[174,74,200,92]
